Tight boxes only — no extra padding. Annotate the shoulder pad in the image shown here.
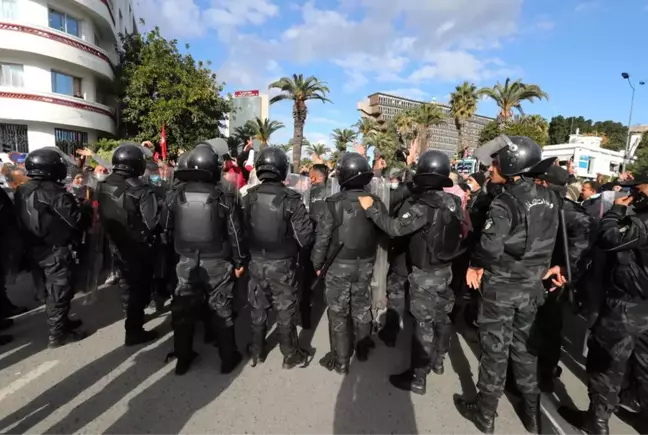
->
[284,188,301,199]
[326,192,345,202]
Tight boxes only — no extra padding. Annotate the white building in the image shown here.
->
[542,132,625,179]
[0,0,136,157]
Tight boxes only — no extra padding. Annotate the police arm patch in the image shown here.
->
[484,218,493,231]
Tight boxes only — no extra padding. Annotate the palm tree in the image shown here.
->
[354,117,380,143]
[306,142,330,158]
[233,122,257,143]
[479,78,549,123]
[412,103,446,153]
[268,74,331,169]
[250,117,284,148]
[274,143,293,153]
[331,128,358,152]
[517,114,549,135]
[450,81,479,157]
[393,109,417,143]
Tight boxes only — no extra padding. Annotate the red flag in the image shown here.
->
[160,124,167,161]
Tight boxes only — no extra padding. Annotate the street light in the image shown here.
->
[622,72,645,170]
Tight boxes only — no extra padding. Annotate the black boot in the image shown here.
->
[248,325,266,367]
[48,330,88,348]
[521,394,541,434]
[355,322,375,362]
[582,410,610,435]
[389,369,427,395]
[378,309,400,347]
[319,318,337,371]
[172,323,197,376]
[454,395,496,434]
[65,318,83,332]
[125,329,159,346]
[430,321,452,375]
[216,322,242,374]
[0,318,14,330]
[48,301,87,348]
[332,328,352,374]
[202,308,217,345]
[278,326,308,369]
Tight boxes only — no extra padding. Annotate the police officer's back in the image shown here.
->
[242,147,313,369]
[14,147,87,347]
[358,150,464,394]
[312,152,386,373]
[98,144,159,346]
[162,144,246,375]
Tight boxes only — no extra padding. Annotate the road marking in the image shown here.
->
[541,401,567,435]
[0,360,59,402]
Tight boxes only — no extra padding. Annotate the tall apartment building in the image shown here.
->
[0,0,137,156]
[357,92,494,157]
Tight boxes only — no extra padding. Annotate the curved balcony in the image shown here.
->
[74,0,118,42]
[0,89,116,135]
[0,21,116,81]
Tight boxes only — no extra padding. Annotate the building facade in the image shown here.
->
[227,90,269,133]
[357,92,494,157]
[0,0,136,156]
[542,133,625,179]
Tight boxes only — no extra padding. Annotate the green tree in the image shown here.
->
[249,117,284,148]
[412,103,446,153]
[479,78,549,123]
[355,117,380,143]
[233,123,257,143]
[306,143,330,157]
[273,143,293,153]
[478,118,549,146]
[393,109,417,143]
[450,81,479,155]
[117,25,230,155]
[268,74,331,170]
[330,128,358,152]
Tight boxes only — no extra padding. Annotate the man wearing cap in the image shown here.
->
[562,174,648,434]
[534,165,594,392]
[458,135,559,434]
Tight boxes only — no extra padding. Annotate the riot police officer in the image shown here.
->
[458,135,559,434]
[98,144,159,346]
[312,152,386,374]
[161,144,246,375]
[564,174,648,435]
[242,147,313,369]
[14,147,88,347]
[358,150,464,393]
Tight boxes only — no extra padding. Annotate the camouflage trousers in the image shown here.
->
[408,266,454,370]
[386,270,408,322]
[533,290,564,379]
[587,298,648,419]
[324,258,374,342]
[248,256,299,357]
[477,285,541,411]
[173,256,235,326]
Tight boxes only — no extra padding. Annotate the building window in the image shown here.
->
[0,0,17,20]
[0,63,24,87]
[49,8,80,37]
[55,128,87,155]
[51,71,82,97]
[0,123,28,153]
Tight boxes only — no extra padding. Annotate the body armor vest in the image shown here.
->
[98,179,148,245]
[328,193,377,260]
[173,182,228,259]
[406,190,464,270]
[246,186,297,259]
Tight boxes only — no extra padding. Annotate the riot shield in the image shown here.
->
[327,176,340,196]
[286,173,311,210]
[368,177,390,325]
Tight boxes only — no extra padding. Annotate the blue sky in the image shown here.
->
[136,0,648,147]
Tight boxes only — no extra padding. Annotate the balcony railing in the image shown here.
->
[0,89,115,118]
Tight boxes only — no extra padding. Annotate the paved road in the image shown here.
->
[0,273,613,434]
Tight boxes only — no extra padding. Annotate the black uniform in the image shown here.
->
[362,151,463,394]
[533,166,594,392]
[580,179,648,434]
[98,144,159,346]
[14,147,88,347]
[162,145,246,375]
[0,186,25,323]
[311,152,384,374]
[243,147,313,369]
[457,135,559,435]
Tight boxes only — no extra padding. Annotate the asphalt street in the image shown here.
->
[0,273,635,434]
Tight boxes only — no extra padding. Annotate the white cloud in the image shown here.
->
[383,88,429,101]
[407,51,520,83]
[535,19,555,31]
[574,1,599,12]
[139,0,523,90]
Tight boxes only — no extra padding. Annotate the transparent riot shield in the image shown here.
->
[286,173,311,210]
[327,176,340,196]
[78,171,104,305]
[368,177,390,325]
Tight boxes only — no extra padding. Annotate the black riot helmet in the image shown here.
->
[112,143,146,176]
[255,147,289,181]
[337,152,373,188]
[175,144,221,182]
[489,135,555,177]
[25,147,68,182]
[413,149,453,188]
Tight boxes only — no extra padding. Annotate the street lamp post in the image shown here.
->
[621,72,645,171]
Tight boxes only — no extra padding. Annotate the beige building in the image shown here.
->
[357,92,494,157]
[228,90,269,136]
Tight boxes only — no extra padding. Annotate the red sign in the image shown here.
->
[234,90,259,97]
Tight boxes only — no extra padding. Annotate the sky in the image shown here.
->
[134,0,648,147]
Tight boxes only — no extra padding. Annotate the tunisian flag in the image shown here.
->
[160,124,168,161]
